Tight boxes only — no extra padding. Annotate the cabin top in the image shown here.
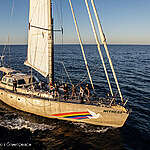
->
[0,67,39,87]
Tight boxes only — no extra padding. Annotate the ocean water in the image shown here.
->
[0,44,149,150]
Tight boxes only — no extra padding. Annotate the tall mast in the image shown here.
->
[90,0,123,102]
[84,0,113,96]
[48,0,54,83]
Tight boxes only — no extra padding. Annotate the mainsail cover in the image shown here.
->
[25,0,50,77]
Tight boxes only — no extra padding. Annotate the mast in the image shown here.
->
[85,0,113,96]
[90,0,123,102]
[48,0,54,83]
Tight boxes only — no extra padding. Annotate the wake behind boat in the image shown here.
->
[0,0,129,127]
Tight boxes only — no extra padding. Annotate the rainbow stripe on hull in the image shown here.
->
[52,111,92,120]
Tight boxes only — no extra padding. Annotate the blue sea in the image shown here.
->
[0,44,149,150]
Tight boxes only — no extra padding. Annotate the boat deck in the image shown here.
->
[0,86,115,108]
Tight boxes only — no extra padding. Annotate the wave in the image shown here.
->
[0,115,56,133]
[71,122,112,133]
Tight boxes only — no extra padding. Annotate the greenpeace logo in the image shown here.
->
[0,142,31,147]
[103,110,123,114]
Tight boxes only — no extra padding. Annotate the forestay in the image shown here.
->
[25,0,50,77]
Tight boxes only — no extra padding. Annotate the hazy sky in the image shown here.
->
[0,0,150,45]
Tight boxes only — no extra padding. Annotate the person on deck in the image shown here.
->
[38,81,43,89]
[54,83,59,98]
[49,80,54,95]
[71,84,76,99]
[63,83,69,100]
[79,85,84,104]
[13,78,17,92]
[49,81,53,90]
[85,84,90,102]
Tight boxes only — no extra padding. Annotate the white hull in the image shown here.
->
[0,87,129,127]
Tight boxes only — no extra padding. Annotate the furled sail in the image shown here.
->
[24,0,50,77]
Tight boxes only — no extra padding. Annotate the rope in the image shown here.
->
[75,65,101,89]
[68,0,95,91]
[90,0,123,102]
[60,0,64,83]
[61,62,73,85]
[85,0,113,97]
[10,0,15,17]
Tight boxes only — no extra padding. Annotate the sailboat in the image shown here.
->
[0,0,129,127]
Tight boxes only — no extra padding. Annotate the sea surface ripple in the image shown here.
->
[0,44,149,150]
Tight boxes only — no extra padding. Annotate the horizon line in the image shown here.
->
[0,43,150,46]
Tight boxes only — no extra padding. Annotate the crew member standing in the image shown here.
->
[63,83,69,100]
[54,83,59,98]
[85,84,90,102]
[13,78,17,92]
[49,80,54,95]
[71,84,76,99]
[79,85,84,104]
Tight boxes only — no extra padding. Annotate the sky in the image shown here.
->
[0,0,150,45]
